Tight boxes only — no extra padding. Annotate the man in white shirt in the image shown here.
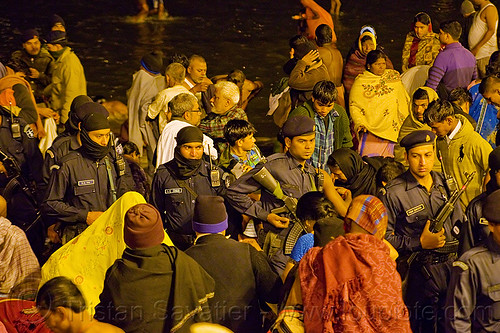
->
[148,62,193,133]
[156,93,217,168]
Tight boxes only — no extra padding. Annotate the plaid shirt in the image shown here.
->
[232,145,263,169]
[199,107,248,140]
[311,109,339,170]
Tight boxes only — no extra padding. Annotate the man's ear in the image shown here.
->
[285,137,292,149]
[404,151,408,163]
[183,112,191,121]
[235,138,243,148]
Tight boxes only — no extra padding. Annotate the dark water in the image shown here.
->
[0,0,472,138]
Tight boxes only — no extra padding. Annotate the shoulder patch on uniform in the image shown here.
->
[453,261,469,271]
[24,124,35,139]
[165,188,182,194]
[406,204,425,216]
[488,284,500,293]
[479,218,489,226]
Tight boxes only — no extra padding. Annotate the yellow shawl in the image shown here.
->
[40,191,173,313]
[350,69,410,143]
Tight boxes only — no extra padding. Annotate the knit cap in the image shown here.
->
[21,29,39,43]
[192,196,228,234]
[124,203,164,249]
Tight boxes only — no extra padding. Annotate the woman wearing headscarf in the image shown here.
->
[299,195,409,333]
[342,25,394,96]
[350,50,410,157]
[401,12,441,73]
[327,148,386,197]
[393,86,441,170]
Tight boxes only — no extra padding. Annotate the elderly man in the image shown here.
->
[44,30,86,124]
[147,62,193,133]
[155,93,217,168]
[10,29,53,102]
[151,126,225,250]
[199,81,248,151]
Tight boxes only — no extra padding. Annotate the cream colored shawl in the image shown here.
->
[350,69,410,142]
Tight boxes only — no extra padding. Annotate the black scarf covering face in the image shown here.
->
[166,146,202,179]
[329,148,379,198]
[79,127,111,161]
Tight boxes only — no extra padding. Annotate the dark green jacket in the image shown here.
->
[288,99,353,150]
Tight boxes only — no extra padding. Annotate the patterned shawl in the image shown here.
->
[350,69,410,143]
[299,233,411,333]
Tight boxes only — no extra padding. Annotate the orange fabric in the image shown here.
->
[0,299,53,333]
[301,0,336,42]
[299,234,411,333]
[0,88,16,107]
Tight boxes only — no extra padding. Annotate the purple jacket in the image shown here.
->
[425,42,477,93]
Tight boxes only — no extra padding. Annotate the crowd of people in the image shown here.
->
[1,0,500,332]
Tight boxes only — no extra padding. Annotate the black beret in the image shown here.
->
[400,130,436,151]
[483,189,500,224]
[282,116,315,138]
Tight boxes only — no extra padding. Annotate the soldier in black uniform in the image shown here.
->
[41,98,108,187]
[445,189,500,333]
[150,126,225,250]
[381,130,465,333]
[225,116,350,273]
[0,103,44,260]
[464,146,500,250]
[41,112,134,244]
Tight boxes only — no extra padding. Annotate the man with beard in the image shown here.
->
[41,112,133,244]
[151,126,225,250]
[10,29,53,102]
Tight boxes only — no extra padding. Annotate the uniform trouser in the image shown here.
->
[405,256,454,333]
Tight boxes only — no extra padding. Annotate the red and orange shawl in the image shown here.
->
[299,233,411,333]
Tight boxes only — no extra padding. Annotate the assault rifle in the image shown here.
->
[430,171,476,234]
[400,171,476,295]
[252,167,307,254]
